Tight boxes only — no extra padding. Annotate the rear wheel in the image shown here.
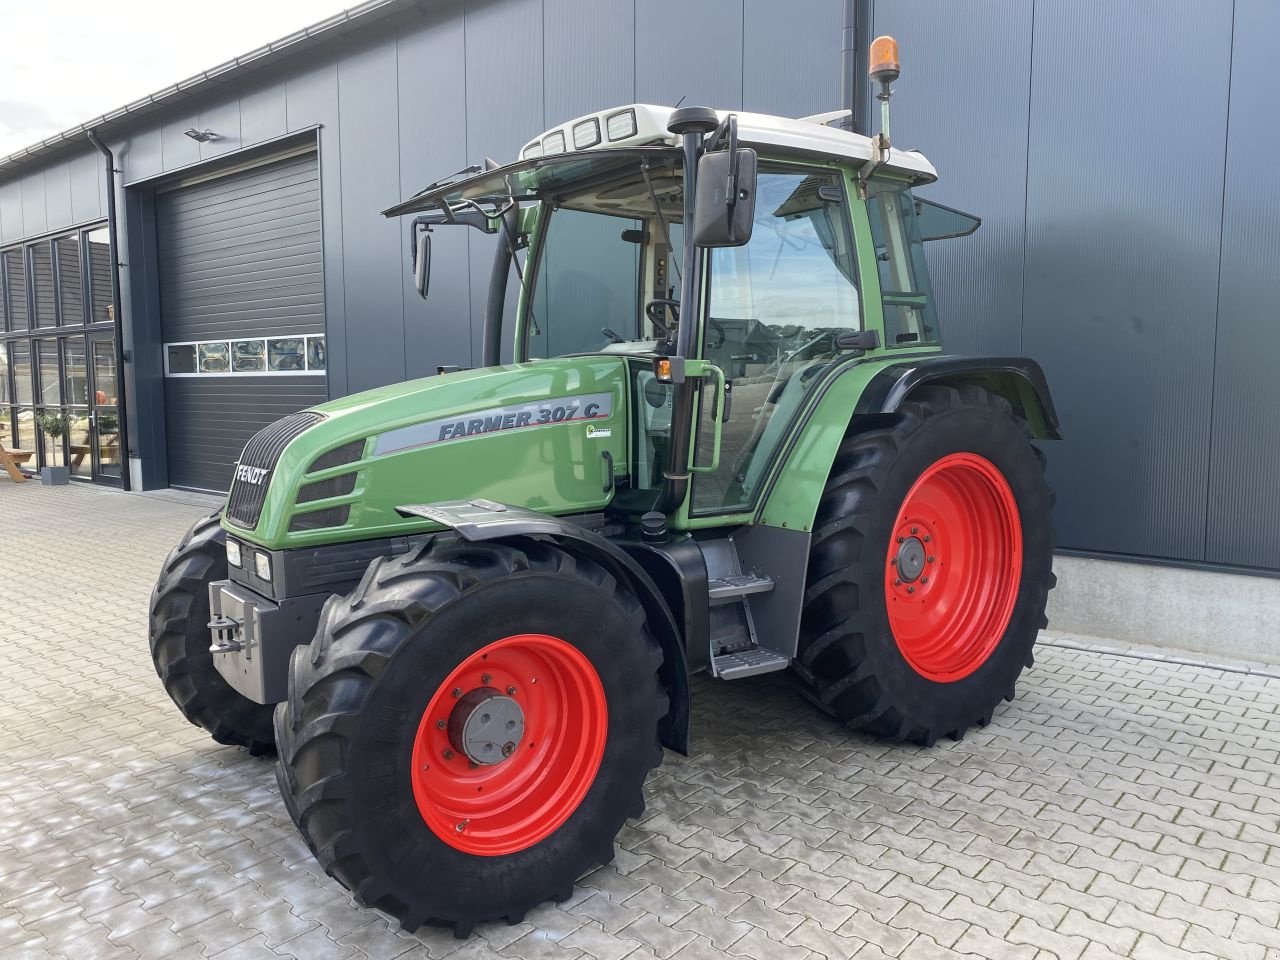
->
[148,512,276,754]
[794,385,1054,745]
[274,538,666,936]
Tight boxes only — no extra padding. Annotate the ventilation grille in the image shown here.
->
[225,410,326,529]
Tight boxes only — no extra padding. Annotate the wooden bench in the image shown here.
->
[1,448,33,483]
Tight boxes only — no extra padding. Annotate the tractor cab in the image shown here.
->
[385,102,967,520]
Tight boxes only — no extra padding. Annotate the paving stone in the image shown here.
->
[5,482,1280,960]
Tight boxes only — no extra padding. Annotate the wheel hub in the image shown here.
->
[448,688,525,766]
[895,537,927,582]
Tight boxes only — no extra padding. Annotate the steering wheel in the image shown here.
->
[645,299,678,336]
[706,319,727,350]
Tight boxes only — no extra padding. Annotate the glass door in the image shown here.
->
[88,332,122,483]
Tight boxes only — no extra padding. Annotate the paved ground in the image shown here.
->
[3,482,1280,960]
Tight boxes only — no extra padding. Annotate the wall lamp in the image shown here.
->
[183,128,220,142]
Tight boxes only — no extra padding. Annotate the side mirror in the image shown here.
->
[412,226,432,299]
[692,147,757,247]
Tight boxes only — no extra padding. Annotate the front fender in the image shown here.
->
[395,499,691,754]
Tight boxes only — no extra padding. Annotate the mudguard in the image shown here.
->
[396,499,691,754]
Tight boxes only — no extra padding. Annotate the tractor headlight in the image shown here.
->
[254,550,272,582]
[226,540,242,568]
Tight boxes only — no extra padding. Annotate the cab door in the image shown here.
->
[689,163,863,517]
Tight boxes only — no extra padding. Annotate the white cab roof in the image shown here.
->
[521,103,937,183]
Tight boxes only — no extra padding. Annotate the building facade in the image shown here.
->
[1,0,1276,586]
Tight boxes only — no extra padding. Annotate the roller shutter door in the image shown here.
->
[157,150,326,491]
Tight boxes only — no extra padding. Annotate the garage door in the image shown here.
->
[158,149,327,491]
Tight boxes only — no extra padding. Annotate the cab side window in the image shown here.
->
[866,183,939,347]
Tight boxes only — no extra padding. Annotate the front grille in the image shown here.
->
[226,411,326,529]
[289,505,351,532]
[296,472,357,504]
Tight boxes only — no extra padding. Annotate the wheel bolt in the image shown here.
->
[502,742,516,757]
[451,687,462,698]
[443,749,454,760]
[897,536,905,543]
[506,685,517,695]
[911,527,918,534]
[923,535,931,542]
[894,578,902,587]
[907,586,915,594]
[468,760,478,769]
[456,820,468,832]
[927,555,935,563]
[481,673,491,684]
[921,577,929,584]
[435,719,446,730]
[890,558,898,566]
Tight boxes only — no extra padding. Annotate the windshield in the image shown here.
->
[523,155,684,359]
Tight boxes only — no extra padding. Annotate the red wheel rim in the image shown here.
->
[410,634,607,856]
[884,452,1022,682]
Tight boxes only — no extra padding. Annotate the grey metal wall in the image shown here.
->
[2,0,1277,571]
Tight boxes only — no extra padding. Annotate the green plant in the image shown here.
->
[96,413,119,435]
[36,408,70,467]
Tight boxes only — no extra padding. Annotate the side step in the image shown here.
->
[712,647,790,680]
[708,573,774,603]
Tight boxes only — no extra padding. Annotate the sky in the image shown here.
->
[0,0,355,157]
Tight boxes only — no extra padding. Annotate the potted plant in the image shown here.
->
[36,408,71,485]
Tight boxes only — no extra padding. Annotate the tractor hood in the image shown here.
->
[222,355,630,549]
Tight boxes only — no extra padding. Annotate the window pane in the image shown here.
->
[231,339,266,372]
[67,409,92,477]
[867,184,939,346]
[167,344,196,374]
[86,229,113,324]
[31,243,56,327]
[268,338,305,371]
[95,405,121,478]
[4,250,27,330]
[64,337,88,405]
[56,235,84,325]
[12,342,32,405]
[0,343,8,405]
[198,342,229,373]
[693,168,861,515]
[528,209,642,359]
[14,407,35,453]
[306,337,326,371]
[36,339,60,405]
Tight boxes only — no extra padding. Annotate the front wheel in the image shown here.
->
[274,538,666,936]
[794,384,1055,745]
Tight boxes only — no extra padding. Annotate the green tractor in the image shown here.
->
[149,37,1056,936]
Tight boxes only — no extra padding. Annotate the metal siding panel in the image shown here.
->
[635,0,743,109]
[465,0,544,362]
[337,40,405,392]
[163,377,327,490]
[125,127,163,184]
[742,0,842,118]
[156,152,324,343]
[285,64,344,397]
[198,99,244,161]
[396,8,473,377]
[543,0,634,120]
[161,114,202,172]
[69,151,103,225]
[44,161,73,231]
[1022,0,1232,561]
[1206,0,1280,570]
[872,0,1031,357]
[0,181,23,244]
[240,83,289,146]
[19,172,46,237]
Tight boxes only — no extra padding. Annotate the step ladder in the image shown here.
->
[702,538,791,680]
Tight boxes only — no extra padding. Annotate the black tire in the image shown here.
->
[794,384,1054,746]
[274,538,666,936]
[149,512,276,755]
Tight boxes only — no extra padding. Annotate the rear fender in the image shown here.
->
[396,499,691,754]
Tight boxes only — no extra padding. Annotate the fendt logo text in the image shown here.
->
[235,464,269,485]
